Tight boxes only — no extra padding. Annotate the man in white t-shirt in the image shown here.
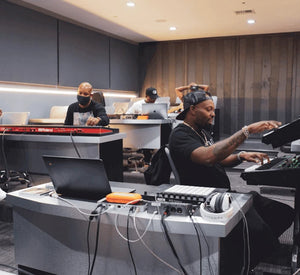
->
[126,87,158,114]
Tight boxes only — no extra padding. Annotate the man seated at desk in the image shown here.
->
[168,89,294,274]
[64,82,109,126]
[126,87,159,114]
[168,82,209,114]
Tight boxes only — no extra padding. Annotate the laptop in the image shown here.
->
[142,103,168,119]
[42,155,135,201]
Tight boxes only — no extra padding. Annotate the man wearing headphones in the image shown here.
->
[168,87,294,274]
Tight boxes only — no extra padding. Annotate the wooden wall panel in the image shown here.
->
[139,33,300,135]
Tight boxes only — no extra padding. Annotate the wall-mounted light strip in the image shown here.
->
[0,85,137,98]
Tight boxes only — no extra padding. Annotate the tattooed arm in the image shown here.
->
[191,120,281,166]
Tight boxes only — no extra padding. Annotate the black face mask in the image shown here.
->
[77,95,90,106]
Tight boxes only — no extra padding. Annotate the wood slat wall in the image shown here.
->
[140,32,300,135]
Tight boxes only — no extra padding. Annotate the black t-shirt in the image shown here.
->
[168,123,231,189]
[64,100,109,126]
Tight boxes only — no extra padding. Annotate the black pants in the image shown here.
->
[220,191,295,275]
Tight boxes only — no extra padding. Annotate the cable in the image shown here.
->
[0,263,18,273]
[70,131,81,158]
[197,222,215,275]
[87,218,92,275]
[132,210,182,274]
[161,208,188,275]
[89,205,104,275]
[188,213,202,274]
[1,129,10,181]
[232,198,250,275]
[127,207,137,275]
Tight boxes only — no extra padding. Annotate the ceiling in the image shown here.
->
[16,0,300,44]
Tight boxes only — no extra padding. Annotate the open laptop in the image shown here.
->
[142,103,168,119]
[42,155,135,201]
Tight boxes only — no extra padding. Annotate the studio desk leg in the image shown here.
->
[291,186,300,273]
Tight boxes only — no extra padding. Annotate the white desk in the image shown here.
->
[109,119,174,149]
[7,182,252,275]
[28,118,65,125]
[0,132,126,181]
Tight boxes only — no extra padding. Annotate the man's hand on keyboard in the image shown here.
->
[239,152,270,165]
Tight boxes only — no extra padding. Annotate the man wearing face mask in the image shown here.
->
[64,82,109,126]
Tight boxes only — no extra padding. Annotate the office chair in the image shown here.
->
[164,146,181,185]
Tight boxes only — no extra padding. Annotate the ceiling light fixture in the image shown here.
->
[169,26,177,31]
[247,19,256,24]
[126,1,135,7]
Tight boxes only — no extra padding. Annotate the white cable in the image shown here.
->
[54,194,112,220]
[292,267,300,275]
[133,209,182,274]
[114,199,153,243]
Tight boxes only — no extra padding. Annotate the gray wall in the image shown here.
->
[0,1,139,118]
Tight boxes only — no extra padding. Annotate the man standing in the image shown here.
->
[168,89,294,273]
[126,87,158,114]
[64,82,109,126]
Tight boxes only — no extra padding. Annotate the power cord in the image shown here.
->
[132,210,182,274]
[127,207,137,275]
[70,131,81,158]
[188,211,203,275]
[161,207,188,275]
[89,204,105,275]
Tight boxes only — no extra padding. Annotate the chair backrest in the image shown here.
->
[49,106,68,119]
[0,112,30,125]
[164,146,181,185]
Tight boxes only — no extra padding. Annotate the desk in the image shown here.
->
[109,119,173,149]
[28,118,64,125]
[7,182,251,275]
[0,132,126,181]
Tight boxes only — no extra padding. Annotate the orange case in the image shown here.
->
[137,115,149,120]
[106,192,142,204]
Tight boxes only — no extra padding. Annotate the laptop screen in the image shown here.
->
[43,156,113,201]
[142,103,168,119]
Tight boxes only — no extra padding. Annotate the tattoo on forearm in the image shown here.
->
[213,131,246,159]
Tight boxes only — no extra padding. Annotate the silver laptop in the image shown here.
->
[42,155,135,201]
[142,103,168,119]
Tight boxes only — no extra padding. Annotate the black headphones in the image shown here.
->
[204,192,232,213]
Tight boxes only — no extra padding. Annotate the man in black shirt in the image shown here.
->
[169,88,294,273]
[64,82,109,126]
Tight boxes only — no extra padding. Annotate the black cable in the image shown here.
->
[70,131,81,158]
[127,207,137,275]
[87,204,103,275]
[188,212,202,275]
[87,218,92,275]
[193,222,215,275]
[89,205,103,275]
[1,129,10,180]
[161,209,188,275]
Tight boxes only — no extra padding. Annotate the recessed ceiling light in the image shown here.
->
[247,19,255,24]
[169,26,177,31]
[126,1,135,7]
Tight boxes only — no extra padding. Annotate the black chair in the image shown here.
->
[164,146,181,185]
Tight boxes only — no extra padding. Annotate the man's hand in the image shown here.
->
[248,120,281,134]
[86,116,101,126]
[239,151,270,165]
